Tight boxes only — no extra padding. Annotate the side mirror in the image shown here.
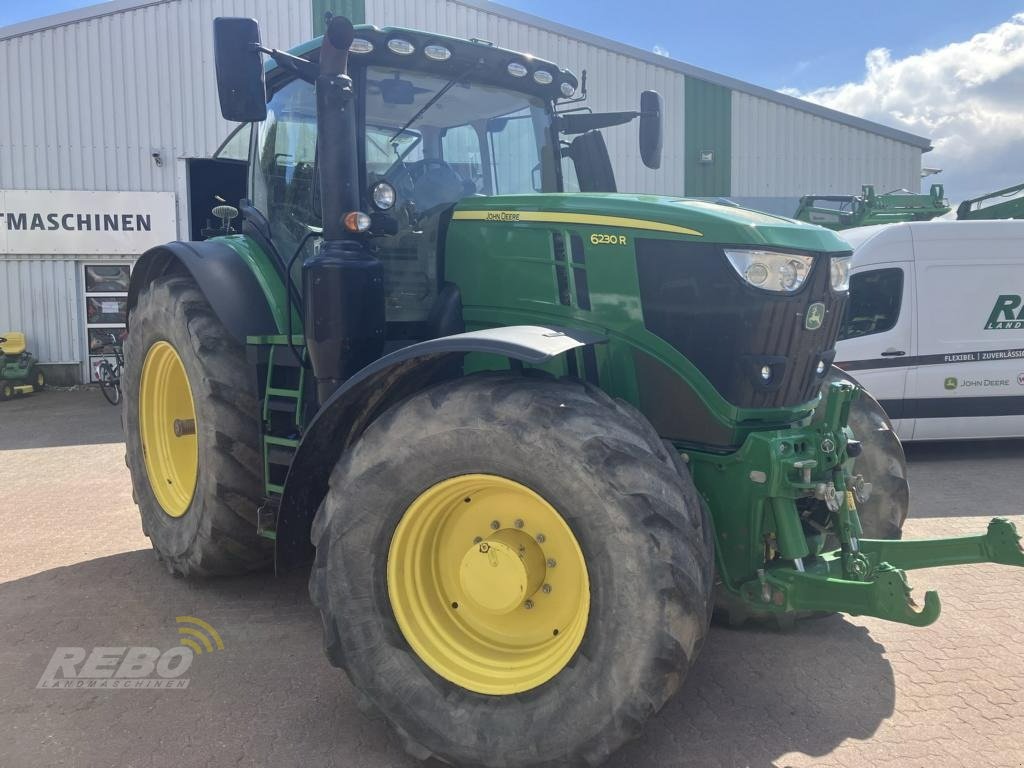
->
[213,17,267,122]
[639,90,663,170]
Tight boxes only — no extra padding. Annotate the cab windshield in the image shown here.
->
[363,66,560,206]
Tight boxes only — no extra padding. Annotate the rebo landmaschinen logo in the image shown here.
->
[36,616,224,690]
[985,295,1024,330]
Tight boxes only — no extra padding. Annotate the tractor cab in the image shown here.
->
[206,20,660,352]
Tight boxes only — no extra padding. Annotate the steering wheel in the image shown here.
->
[408,159,470,213]
[407,158,458,181]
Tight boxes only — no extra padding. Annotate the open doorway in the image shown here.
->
[186,123,251,239]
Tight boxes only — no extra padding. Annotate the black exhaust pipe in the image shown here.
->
[303,15,386,405]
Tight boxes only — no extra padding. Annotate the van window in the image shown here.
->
[840,268,904,340]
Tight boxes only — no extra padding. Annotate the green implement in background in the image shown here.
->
[794,184,950,230]
[957,181,1024,220]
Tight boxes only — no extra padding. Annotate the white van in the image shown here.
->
[834,220,1024,441]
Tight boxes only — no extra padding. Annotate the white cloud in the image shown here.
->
[783,14,1024,201]
[653,44,670,57]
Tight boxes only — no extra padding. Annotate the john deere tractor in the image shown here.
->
[122,15,1024,767]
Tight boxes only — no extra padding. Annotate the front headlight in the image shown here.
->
[724,249,814,293]
[830,255,851,291]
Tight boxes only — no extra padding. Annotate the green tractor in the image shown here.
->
[122,15,1024,767]
[793,183,950,230]
[0,332,46,400]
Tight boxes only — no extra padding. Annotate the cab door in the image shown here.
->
[834,264,915,438]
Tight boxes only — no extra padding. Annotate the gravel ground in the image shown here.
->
[0,389,1022,768]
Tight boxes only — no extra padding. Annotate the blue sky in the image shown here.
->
[3,1,1024,198]
[505,1,1024,92]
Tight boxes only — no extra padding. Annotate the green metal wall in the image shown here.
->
[684,78,732,197]
[311,0,366,29]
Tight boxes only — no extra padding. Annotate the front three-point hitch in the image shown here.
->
[689,381,1024,627]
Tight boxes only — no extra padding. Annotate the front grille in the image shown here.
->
[636,239,848,409]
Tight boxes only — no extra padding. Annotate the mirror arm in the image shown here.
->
[252,43,318,83]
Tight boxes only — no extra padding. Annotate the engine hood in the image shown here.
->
[452,193,851,253]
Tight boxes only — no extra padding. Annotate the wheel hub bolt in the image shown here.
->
[536,533,546,543]
[490,520,500,530]
[479,543,491,553]
[514,519,524,529]
[473,536,483,544]
[173,418,196,437]
[547,558,557,568]
[523,600,534,610]
[542,584,552,594]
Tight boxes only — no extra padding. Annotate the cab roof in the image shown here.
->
[269,24,578,103]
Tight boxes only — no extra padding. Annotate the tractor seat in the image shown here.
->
[0,332,26,356]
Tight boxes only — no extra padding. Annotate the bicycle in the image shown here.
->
[95,333,124,405]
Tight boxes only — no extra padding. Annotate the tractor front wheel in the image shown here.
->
[830,367,909,540]
[310,374,712,767]
[123,275,271,576]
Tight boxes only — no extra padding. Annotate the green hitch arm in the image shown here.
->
[746,518,1023,627]
[859,517,1024,571]
[766,565,942,627]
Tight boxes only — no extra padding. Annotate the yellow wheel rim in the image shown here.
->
[36,372,44,387]
[139,341,198,518]
[387,474,590,695]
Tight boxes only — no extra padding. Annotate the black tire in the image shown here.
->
[123,275,272,577]
[828,367,909,540]
[309,374,712,767]
[30,367,45,392]
[98,363,120,405]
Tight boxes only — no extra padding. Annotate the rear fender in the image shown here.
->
[127,238,281,342]
[275,325,606,569]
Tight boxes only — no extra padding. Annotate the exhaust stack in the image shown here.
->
[303,15,386,405]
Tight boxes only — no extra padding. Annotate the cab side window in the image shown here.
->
[251,78,320,261]
[840,268,904,340]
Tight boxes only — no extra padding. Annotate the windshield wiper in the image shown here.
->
[389,69,470,149]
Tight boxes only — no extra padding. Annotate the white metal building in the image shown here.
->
[0,0,932,383]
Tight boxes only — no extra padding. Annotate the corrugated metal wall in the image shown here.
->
[366,0,686,195]
[0,258,80,363]
[730,91,922,215]
[0,0,312,369]
[0,0,928,369]
[0,0,312,195]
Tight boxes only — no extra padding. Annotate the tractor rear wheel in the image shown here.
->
[30,367,45,392]
[310,374,712,767]
[123,275,271,576]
